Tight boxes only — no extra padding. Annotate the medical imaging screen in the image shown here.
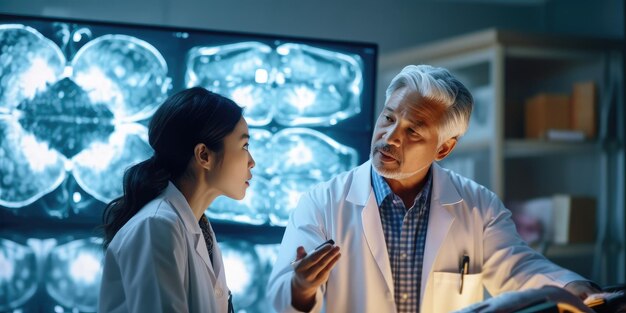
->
[0,14,376,313]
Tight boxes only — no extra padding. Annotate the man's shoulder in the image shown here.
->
[435,164,499,203]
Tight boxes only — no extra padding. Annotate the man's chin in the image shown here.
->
[372,162,401,177]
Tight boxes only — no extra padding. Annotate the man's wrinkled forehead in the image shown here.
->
[385,89,448,126]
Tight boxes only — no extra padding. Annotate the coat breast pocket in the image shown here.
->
[432,271,483,313]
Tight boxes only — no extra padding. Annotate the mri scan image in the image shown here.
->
[0,15,374,313]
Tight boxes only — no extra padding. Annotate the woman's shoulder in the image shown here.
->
[108,199,186,251]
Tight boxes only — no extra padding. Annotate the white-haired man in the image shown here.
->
[267,65,599,313]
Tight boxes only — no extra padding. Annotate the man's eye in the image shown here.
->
[384,115,393,122]
[243,143,249,151]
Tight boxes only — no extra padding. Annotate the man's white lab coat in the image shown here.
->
[99,182,230,313]
[267,161,585,313]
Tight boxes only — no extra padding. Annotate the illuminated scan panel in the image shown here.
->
[207,128,358,226]
[186,42,274,126]
[45,237,103,312]
[0,24,168,209]
[185,42,363,127]
[0,236,279,313]
[0,238,38,312]
[1,15,374,313]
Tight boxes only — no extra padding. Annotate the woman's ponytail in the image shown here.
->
[102,157,170,249]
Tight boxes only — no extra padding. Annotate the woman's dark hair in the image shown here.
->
[101,87,242,249]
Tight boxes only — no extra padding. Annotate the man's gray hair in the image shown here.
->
[385,65,473,145]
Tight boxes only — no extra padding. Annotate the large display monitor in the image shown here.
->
[0,14,377,313]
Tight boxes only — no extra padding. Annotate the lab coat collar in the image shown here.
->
[162,182,221,282]
[162,181,202,235]
[346,160,373,206]
[431,162,463,206]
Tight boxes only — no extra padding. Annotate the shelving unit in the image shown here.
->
[378,29,624,285]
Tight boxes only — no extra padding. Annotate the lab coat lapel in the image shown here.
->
[420,163,463,303]
[163,182,217,282]
[347,161,395,294]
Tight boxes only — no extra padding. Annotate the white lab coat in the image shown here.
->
[267,161,586,313]
[99,182,230,313]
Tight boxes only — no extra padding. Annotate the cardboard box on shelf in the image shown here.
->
[571,81,597,139]
[525,94,571,139]
[552,195,596,244]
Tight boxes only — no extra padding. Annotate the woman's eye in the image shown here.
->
[384,115,393,122]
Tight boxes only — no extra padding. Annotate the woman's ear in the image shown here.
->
[435,137,457,161]
[194,143,214,170]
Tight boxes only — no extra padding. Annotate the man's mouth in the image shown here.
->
[377,148,397,162]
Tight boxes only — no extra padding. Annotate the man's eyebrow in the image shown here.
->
[410,119,426,128]
[241,133,250,139]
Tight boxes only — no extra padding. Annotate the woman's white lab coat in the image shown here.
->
[99,182,230,313]
[267,161,585,313]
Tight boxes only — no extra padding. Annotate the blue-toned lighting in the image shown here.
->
[270,175,322,226]
[0,117,67,209]
[254,68,269,84]
[230,85,257,109]
[185,41,363,127]
[45,237,103,312]
[72,192,82,203]
[286,141,314,166]
[207,176,271,225]
[286,86,316,112]
[20,57,58,100]
[269,128,358,180]
[276,46,290,56]
[69,252,101,284]
[0,238,38,312]
[0,25,169,212]
[220,241,261,310]
[0,25,65,111]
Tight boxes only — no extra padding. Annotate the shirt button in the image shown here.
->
[215,287,223,297]
[400,253,407,259]
[400,293,408,302]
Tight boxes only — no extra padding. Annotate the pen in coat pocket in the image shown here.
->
[459,255,469,294]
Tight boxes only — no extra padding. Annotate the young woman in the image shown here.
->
[98,87,254,313]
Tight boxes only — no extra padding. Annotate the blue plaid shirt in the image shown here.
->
[371,166,432,313]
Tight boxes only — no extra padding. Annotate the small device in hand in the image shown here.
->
[314,239,335,251]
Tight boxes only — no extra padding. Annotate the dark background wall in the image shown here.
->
[0,0,622,55]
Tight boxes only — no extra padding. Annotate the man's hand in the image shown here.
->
[290,243,341,311]
[564,280,602,300]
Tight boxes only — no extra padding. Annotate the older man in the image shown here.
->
[267,65,598,313]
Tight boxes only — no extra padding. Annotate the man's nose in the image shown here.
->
[383,125,401,147]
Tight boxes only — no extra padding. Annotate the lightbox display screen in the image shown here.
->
[0,14,376,312]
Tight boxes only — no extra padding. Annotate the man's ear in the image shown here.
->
[435,137,457,161]
[194,143,214,170]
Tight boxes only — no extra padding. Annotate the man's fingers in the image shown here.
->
[308,247,341,277]
[314,250,341,281]
[296,246,308,261]
[294,249,341,290]
[298,244,336,270]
